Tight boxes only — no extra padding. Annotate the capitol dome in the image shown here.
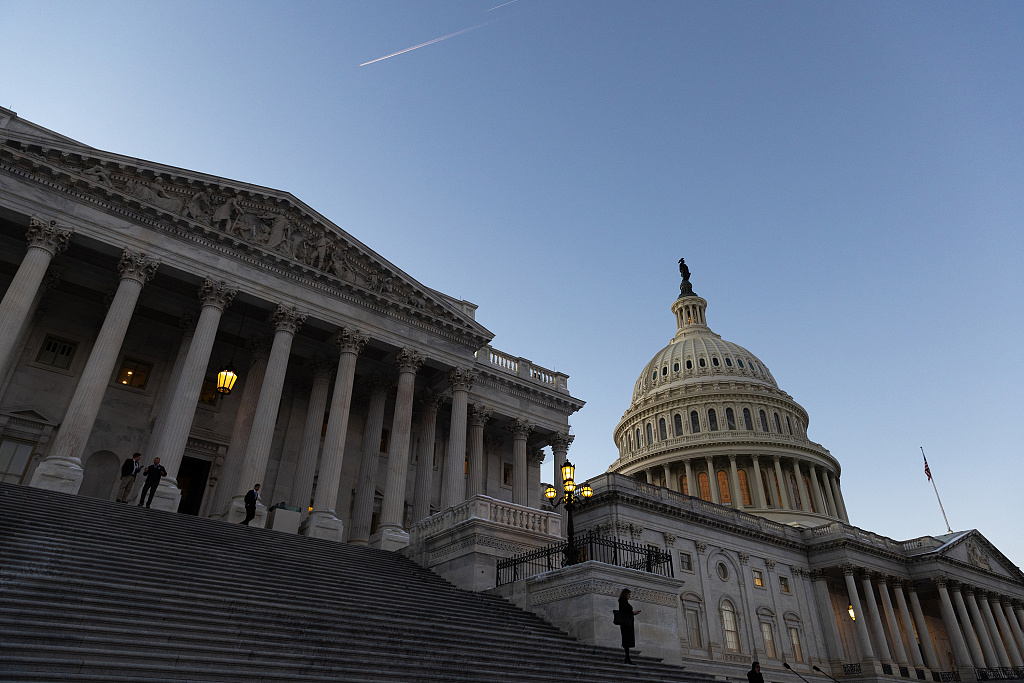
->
[610,262,850,527]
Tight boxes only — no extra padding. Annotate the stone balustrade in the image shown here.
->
[476,345,569,393]
[620,428,834,465]
[408,495,562,547]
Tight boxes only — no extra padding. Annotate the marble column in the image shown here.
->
[990,595,1023,667]
[1015,602,1024,652]
[976,590,1012,667]
[810,570,846,666]
[509,417,532,506]
[146,314,197,464]
[950,581,986,667]
[224,306,305,525]
[843,565,877,662]
[893,580,926,669]
[465,404,491,499]
[209,336,269,518]
[30,250,157,493]
[907,583,941,670]
[877,576,909,666]
[773,455,791,509]
[683,459,694,497]
[965,587,1001,668]
[822,468,839,518]
[663,464,674,492]
[1000,599,1024,666]
[796,460,813,512]
[936,577,975,669]
[348,373,391,546]
[440,367,474,510]
[371,348,424,550]
[288,355,333,516]
[808,464,827,515]
[728,455,743,508]
[550,431,572,532]
[706,456,721,504]
[0,218,72,378]
[833,476,851,521]
[860,572,894,665]
[301,328,367,541]
[0,267,63,400]
[147,279,236,510]
[750,455,766,508]
[411,390,442,523]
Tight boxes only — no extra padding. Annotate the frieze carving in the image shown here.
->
[966,540,992,571]
[26,217,72,256]
[332,327,368,356]
[394,347,425,374]
[117,250,159,284]
[269,304,306,334]
[509,418,532,441]
[447,367,476,393]
[198,278,237,310]
[468,404,492,428]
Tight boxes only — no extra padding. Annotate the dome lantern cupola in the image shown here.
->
[671,258,709,338]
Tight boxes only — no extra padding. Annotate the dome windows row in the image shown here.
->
[622,405,805,453]
[645,354,768,387]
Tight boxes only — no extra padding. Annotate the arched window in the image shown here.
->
[774,412,782,434]
[789,473,802,510]
[673,413,684,436]
[646,423,653,445]
[738,359,745,368]
[738,469,752,506]
[712,357,720,366]
[761,468,774,507]
[651,371,657,381]
[726,407,736,430]
[680,474,689,496]
[722,600,740,652]
[686,359,693,369]
[690,411,701,434]
[725,357,733,367]
[662,366,668,376]
[659,418,668,441]
[699,357,706,367]
[803,477,817,512]
[673,361,679,372]
[698,472,711,501]
[743,408,753,431]
[786,415,793,434]
[635,428,641,448]
[708,409,719,432]
[759,410,769,432]
[717,470,732,505]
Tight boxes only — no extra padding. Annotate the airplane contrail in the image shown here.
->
[486,0,519,11]
[359,21,494,66]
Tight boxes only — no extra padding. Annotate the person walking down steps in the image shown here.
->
[136,457,166,509]
[116,452,141,502]
[241,484,261,526]
[617,588,641,665]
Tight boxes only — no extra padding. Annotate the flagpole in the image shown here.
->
[922,447,952,533]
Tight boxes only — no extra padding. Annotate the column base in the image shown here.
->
[299,511,345,542]
[28,458,84,494]
[369,526,409,551]
[146,480,183,512]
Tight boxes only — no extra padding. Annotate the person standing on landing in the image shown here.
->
[116,453,141,502]
[241,484,261,526]
[618,588,640,664]
[748,661,765,683]
[137,457,166,508]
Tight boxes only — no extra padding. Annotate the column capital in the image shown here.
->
[509,417,532,441]
[858,568,876,581]
[972,587,986,599]
[468,403,492,427]
[737,551,750,565]
[765,558,776,571]
[198,279,237,310]
[875,574,891,586]
[26,217,72,256]
[311,353,334,381]
[809,568,827,582]
[528,446,546,467]
[417,388,444,412]
[1011,599,1024,609]
[932,575,949,588]
[332,326,368,355]
[447,366,476,393]
[367,372,392,397]
[179,311,196,335]
[269,305,306,334]
[394,347,425,374]
[751,453,761,462]
[948,579,962,591]
[889,577,904,589]
[728,453,737,463]
[695,541,708,555]
[117,250,159,284]
[41,267,64,293]
[549,431,573,453]
[840,563,858,576]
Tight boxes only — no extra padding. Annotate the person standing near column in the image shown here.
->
[116,453,141,502]
[137,458,167,509]
[241,484,261,526]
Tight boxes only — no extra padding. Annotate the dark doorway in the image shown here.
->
[176,456,211,516]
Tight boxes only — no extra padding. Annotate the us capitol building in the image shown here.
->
[2,108,1023,683]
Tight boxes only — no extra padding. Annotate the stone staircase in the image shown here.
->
[0,482,708,683]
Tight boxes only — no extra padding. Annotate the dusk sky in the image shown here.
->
[4,2,1022,562]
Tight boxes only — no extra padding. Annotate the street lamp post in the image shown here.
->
[544,460,593,566]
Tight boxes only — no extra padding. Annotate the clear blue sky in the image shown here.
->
[4,1,1022,563]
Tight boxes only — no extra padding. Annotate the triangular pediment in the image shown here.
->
[934,530,1021,579]
[3,406,58,424]
[0,121,493,349]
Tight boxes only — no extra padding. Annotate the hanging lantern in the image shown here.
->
[216,363,239,395]
[580,483,594,498]
[544,485,557,500]
[561,460,575,485]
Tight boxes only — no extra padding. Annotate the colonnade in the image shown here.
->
[820,566,1024,676]
[641,453,849,521]
[4,220,566,546]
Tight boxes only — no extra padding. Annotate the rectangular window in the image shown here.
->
[0,438,35,484]
[36,335,77,369]
[761,622,776,659]
[789,627,803,662]
[502,462,513,487]
[679,551,692,572]
[753,569,765,587]
[115,358,152,389]
[779,576,791,594]
[685,608,702,647]
[197,378,219,406]
[379,428,390,453]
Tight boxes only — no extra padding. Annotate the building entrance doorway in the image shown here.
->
[176,456,211,515]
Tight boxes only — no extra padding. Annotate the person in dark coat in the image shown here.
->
[748,662,764,683]
[618,588,640,664]
[241,484,261,525]
[137,457,166,508]
[116,453,142,502]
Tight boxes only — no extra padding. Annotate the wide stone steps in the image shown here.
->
[0,482,707,683]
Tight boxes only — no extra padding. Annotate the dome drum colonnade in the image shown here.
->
[611,268,849,525]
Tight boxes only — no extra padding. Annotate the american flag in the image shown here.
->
[923,453,932,481]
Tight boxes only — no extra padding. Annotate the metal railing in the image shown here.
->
[495,532,674,586]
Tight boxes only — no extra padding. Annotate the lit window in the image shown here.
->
[115,358,152,389]
[680,474,689,495]
[789,627,803,662]
[779,576,791,594]
[738,469,752,505]
[686,608,702,647]
[698,472,711,501]
[753,569,765,587]
[0,438,35,484]
[36,335,77,369]
[722,600,740,652]
[708,409,719,431]
[690,411,700,434]
[717,470,731,504]
[761,468,774,507]
[743,408,753,431]
[673,413,684,436]
[726,407,736,430]
[659,418,668,441]
[679,552,693,571]
[803,477,817,512]
[761,622,776,658]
